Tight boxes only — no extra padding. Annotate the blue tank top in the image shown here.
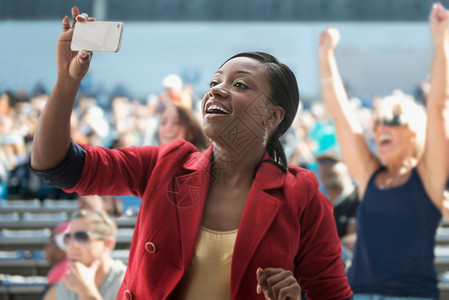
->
[348,167,441,298]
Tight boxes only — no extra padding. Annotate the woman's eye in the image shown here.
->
[209,81,219,88]
[234,82,248,89]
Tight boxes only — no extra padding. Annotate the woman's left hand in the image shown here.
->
[429,2,449,47]
[256,267,301,300]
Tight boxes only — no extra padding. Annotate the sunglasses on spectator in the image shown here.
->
[373,114,408,130]
[63,231,108,244]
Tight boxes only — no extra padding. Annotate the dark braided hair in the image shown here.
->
[222,52,301,171]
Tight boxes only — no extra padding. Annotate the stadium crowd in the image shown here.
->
[1,4,448,297]
[0,75,427,202]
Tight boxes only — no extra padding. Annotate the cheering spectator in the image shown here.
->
[317,3,449,298]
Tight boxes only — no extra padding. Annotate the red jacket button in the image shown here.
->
[124,290,133,300]
[145,242,156,254]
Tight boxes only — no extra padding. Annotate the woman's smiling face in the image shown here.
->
[201,57,273,155]
[158,105,187,145]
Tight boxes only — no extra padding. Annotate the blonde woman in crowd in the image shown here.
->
[318,3,449,299]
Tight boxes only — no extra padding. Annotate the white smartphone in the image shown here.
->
[71,21,124,53]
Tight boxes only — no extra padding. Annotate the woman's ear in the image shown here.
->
[267,105,285,131]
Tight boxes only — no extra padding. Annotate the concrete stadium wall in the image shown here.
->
[0,21,432,103]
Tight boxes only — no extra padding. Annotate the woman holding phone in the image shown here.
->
[30,6,353,300]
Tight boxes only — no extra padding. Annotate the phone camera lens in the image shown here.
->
[117,24,120,28]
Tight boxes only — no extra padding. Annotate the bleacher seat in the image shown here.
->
[42,199,78,210]
[111,249,130,262]
[0,229,51,239]
[0,274,47,298]
[116,228,134,244]
[115,217,137,227]
[0,229,52,249]
[0,199,40,209]
[0,212,20,222]
[0,249,128,276]
[0,274,47,285]
[436,245,449,258]
[437,227,449,243]
[0,251,27,260]
[22,212,68,223]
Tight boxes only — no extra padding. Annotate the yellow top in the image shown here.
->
[172,226,238,299]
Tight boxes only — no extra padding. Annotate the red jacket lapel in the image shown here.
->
[231,154,285,298]
[174,146,213,272]
[173,146,285,298]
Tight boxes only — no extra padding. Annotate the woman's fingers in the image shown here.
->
[429,2,449,45]
[71,6,80,28]
[322,28,340,48]
[270,276,299,300]
[257,268,300,300]
[257,268,284,299]
[78,50,93,64]
[278,285,301,300]
[431,2,442,12]
[76,13,89,23]
[74,12,95,28]
[430,2,449,24]
[318,27,340,56]
[328,28,340,44]
[62,15,71,32]
[266,270,294,299]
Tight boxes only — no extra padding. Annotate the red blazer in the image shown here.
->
[65,140,352,300]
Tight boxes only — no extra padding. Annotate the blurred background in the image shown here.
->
[0,0,445,102]
[2,1,449,299]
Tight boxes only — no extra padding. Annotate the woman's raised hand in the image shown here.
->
[256,267,301,300]
[57,6,95,82]
[429,3,449,47]
[318,27,340,58]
